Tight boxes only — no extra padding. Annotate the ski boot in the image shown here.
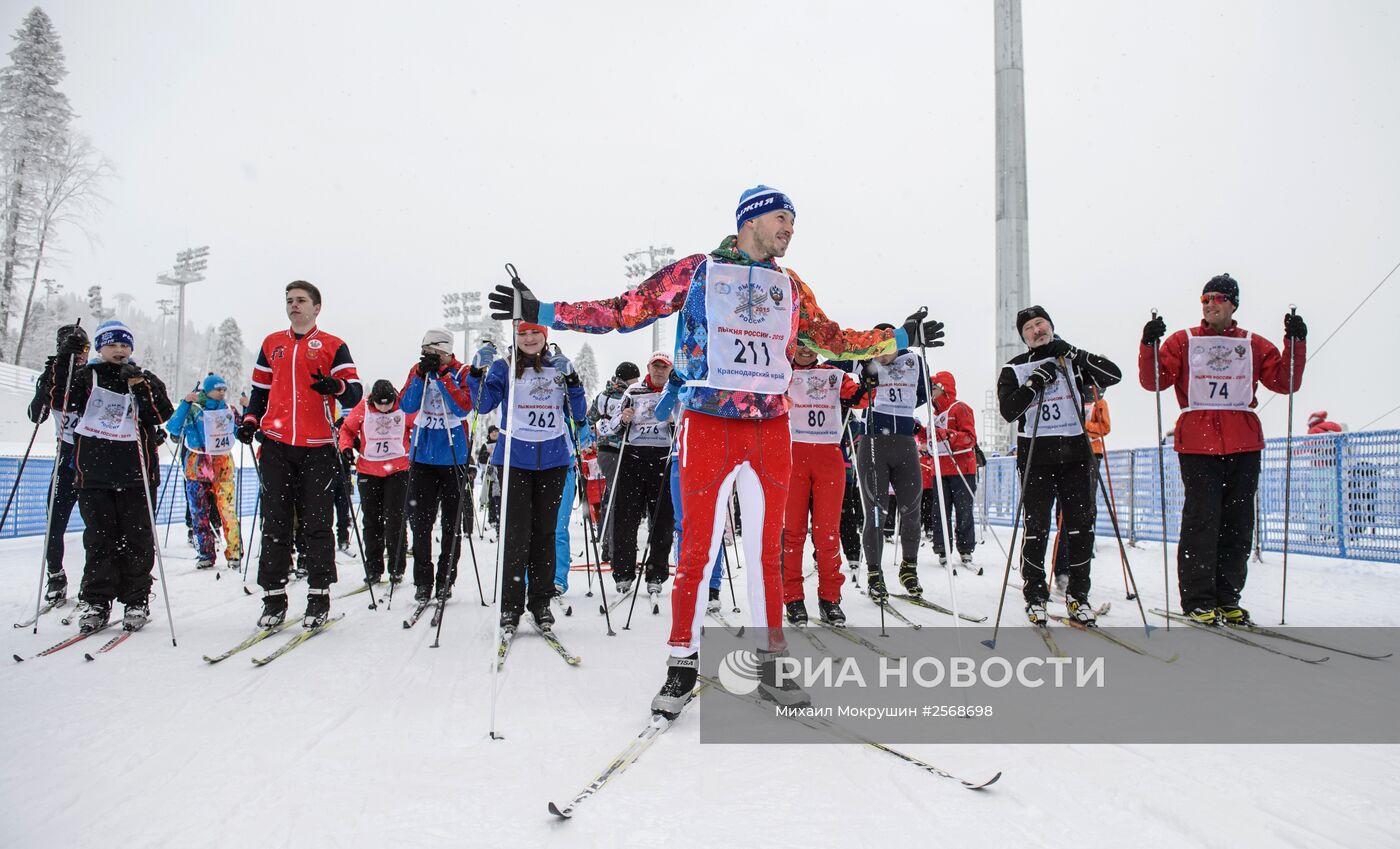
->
[122,603,150,632]
[707,587,721,613]
[44,572,67,604]
[646,580,664,596]
[414,585,432,604]
[79,601,111,635]
[1025,601,1048,626]
[1186,607,1219,625]
[302,588,331,628]
[960,553,978,574]
[258,589,288,628]
[818,599,846,627]
[529,600,555,631]
[196,557,215,570]
[388,571,404,587]
[936,553,949,569]
[898,561,922,597]
[291,558,308,582]
[1067,597,1097,626]
[186,529,196,548]
[866,567,889,603]
[499,608,522,634]
[651,652,700,719]
[615,577,634,597]
[757,649,812,709]
[1217,605,1253,627]
[337,540,354,559]
[785,599,809,626]
[435,583,453,601]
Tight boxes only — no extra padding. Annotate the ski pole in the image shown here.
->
[983,383,1045,651]
[1056,358,1152,635]
[132,385,178,647]
[436,372,485,613]
[29,350,79,633]
[322,397,377,610]
[490,266,524,741]
[389,405,425,609]
[0,419,42,538]
[1281,305,1298,625]
[1149,308,1171,630]
[917,339,965,652]
[622,446,676,631]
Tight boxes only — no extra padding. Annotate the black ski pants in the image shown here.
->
[408,462,464,592]
[358,470,407,582]
[78,485,156,607]
[608,445,674,584]
[257,440,338,591]
[1019,455,1095,604]
[1177,451,1260,613]
[856,435,922,568]
[929,473,977,557]
[499,464,568,616]
[839,468,862,564]
[46,444,80,579]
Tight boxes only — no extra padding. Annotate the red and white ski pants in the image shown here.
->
[669,411,790,655]
[782,440,847,604]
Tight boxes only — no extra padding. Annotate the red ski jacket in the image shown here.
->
[1138,320,1304,456]
[246,327,362,448]
[930,371,978,477]
[338,398,415,477]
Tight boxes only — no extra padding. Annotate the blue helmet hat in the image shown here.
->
[94,319,134,351]
[735,185,795,231]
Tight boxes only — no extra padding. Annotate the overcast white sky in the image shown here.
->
[14,0,1400,448]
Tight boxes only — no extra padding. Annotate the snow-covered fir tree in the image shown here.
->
[574,342,598,398]
[211,316,248,400]
[0,7,73,359]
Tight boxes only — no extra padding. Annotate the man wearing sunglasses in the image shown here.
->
[1139,273,1307,626]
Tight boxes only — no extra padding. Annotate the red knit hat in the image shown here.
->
[517,321,549,339]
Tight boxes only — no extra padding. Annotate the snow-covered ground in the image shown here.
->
[3,520,1399,849]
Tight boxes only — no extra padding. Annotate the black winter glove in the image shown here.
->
[57,328,87,357]
[899,307,946,349]
[1040,338,1074,360]
[418,351,442,377]
[153,428,168,446]
[1284,312,1307,341]
[860,361,880,391]
[488,271,541,323]
[1142,315,1167,346]
[236,418,259,445]
[341,447,356,467]
[309,371,342,396]
[1025,361,1058,393]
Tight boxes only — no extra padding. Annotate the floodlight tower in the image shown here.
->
[994,0,1030,453]
[156,245,210,395]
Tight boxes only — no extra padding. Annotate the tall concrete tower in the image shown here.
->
[994,0,1030,452]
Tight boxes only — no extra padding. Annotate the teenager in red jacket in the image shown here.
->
[338,379,415,586]
[925,370,979,569]
[1140,273,1306,625]
[781,345,864,626]
[237,281,362,629]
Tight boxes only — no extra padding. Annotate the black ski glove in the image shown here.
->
[153,428,168,446]
[418,351,443,377]
[899,307,946,349]
[1025,361,1058,393]
[57,326,87,357]
[1040,338,1075,360]
[488,275,541,323]
[236,418,259,445]
[860,361,880,391]
[341,447,356,467]
[1142,315,1166,346]
[1284,312,1307,341]
[310,371,342,396]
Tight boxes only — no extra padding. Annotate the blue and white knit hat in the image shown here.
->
[203,373,227,394]
[94,319,134,350]
[735,185,796,231]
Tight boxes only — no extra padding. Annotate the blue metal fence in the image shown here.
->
[977,429,1400,564]
[0,456,262,540]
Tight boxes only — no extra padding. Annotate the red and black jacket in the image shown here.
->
[245,326,362,448]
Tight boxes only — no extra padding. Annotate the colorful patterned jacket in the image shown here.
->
[539,237,905,421]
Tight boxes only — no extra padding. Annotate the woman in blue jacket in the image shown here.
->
[468,322,587,632]
[167,373,242,568]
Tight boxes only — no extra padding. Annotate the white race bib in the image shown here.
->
[699,260,794,394]
[1010,357,1084,438]
[53,409,79,445]
[75,380,137,443]
[418,379,461,432]
[787,367,844,444]
[512,366,568,443]
[625,390,671,449]
[202,408,235,456]
[871,353,921,418]
[1185,333,1255,412]
[930,409,952,457]
[362,408,408,461]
